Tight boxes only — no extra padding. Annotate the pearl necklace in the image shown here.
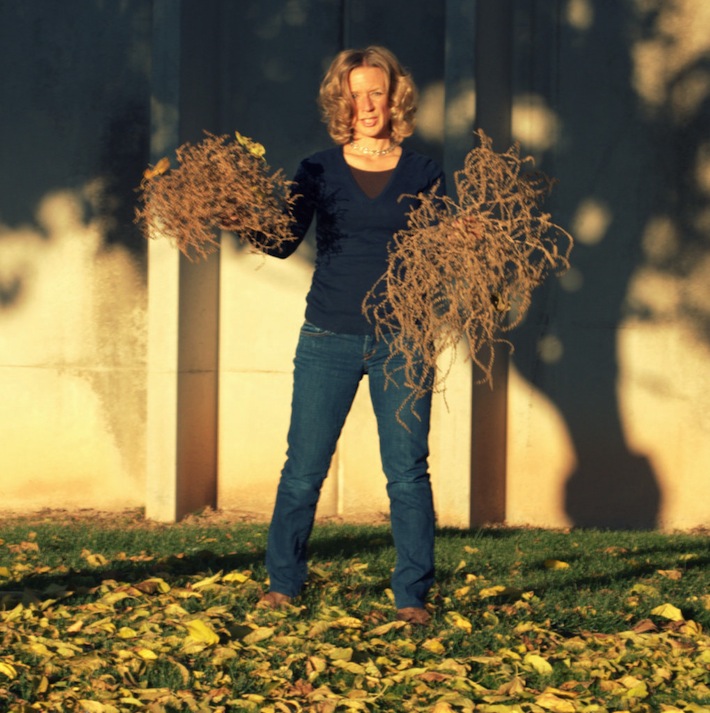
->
[349,141,398,156]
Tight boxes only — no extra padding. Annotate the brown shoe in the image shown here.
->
[396,607,431,625]
[257,591,293,610]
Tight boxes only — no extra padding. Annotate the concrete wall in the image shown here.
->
[0,1,151,510]
[1,0,708,530]
[505,0,710,530]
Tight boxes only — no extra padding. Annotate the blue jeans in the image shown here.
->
[266,321,435,609]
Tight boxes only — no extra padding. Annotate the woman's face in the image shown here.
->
[348,65,392,141]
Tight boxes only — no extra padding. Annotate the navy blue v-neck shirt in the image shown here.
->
[266,146,445,335]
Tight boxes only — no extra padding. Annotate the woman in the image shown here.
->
[259,46,445,625]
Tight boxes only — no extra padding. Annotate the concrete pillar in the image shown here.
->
[432,0,477,528]
[470,0,513,525]
[146,0,221,521]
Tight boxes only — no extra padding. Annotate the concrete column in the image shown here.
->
[146,0,221,521]
[470,0,513,525]
[432,0,478,528]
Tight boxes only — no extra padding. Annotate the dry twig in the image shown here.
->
[135,131,297,260]
[363,130,573,414]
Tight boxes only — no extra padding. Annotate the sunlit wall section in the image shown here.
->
[505,0,710,530]
[216,0,457,523]
[618,0,710,530]
[0,3,151,511]
[0,198,146,511]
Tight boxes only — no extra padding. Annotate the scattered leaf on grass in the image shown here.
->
[422,638,446,655]
[535,691,576,712]
[650,603,684,622]
[0,661,17,679]
[185,618,220,645]
[81,549,109,567]
[445,611,473,633]
[657,569,683,580]
[242,626,275,645]
[543,559,570,570]
[524,653,553,675]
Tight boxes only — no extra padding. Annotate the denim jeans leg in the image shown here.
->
[266,323,363,597]
[366,337,435,609]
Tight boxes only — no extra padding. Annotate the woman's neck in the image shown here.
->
[342,142,402,171]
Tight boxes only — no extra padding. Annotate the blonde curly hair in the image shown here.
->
[318,46,418,145]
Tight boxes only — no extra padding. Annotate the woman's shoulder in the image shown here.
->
[400,147,444,177]
[292,147,343,184]
[299,146,342,168]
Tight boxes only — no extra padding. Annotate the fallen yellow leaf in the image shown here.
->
[332,659,367,675]
[454,585,471,599]
[431,702,457,713]
[242,626,275,645]
[445,611,473,633]
[479,585,507,598]
[192,572,223,589]
[453,559,468,573]
[422,638,446,655]
[327,647,353,662]
[185,618,220,645]
[535,691,576,712]
[630,583,660,597]
[0,662,17,679]
[524,653,553,675]
[650,603,684,622]
[497,675,526,696]
[544,559,570,570]
[81,549,109,567]
[657,569,682,580]
[367,620,407,637]
[332,616,363,629]
[135,647,158,660]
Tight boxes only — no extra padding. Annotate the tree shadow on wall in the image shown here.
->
[0,1,152,313]
[506,1,695,529]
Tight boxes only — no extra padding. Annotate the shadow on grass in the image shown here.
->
[0,523,707,616]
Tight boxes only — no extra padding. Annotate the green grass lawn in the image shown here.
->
[0,510,708,712]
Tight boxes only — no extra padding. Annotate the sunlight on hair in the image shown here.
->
[512,94,559,151]
[572,197,611,245]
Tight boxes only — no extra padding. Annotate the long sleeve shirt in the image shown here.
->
[265,146,445,335]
